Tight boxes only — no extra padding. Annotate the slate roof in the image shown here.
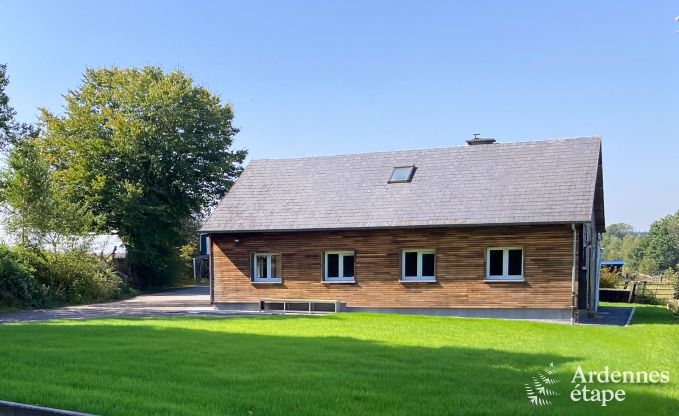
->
[201,137,604,233]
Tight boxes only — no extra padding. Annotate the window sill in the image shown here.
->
[252,279,282,284]
[323,279,356,284]
[483,279,525,283]
[400,278,436,283]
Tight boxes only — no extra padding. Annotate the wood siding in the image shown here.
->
[211,225,578,309]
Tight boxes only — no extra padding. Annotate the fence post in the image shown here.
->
[629,282,636,303]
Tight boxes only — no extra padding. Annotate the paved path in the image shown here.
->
[0,286,257,323]
[578,306,634,326]
[0,288,635,325]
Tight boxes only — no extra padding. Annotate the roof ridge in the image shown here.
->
[250,136,601,163]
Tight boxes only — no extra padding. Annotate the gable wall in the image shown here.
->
[211,224,577,310]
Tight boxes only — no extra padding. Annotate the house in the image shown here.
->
[201,136,605,322]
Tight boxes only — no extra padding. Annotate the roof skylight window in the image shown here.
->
[389,166,415,183]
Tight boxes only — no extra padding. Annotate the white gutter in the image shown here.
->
[571,223,577,325]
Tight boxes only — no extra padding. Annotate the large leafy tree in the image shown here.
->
[0,64,38,149]
[40,67,246,286]
[0,64,15,143]
[643,211,679,272]
[627,212,679,274]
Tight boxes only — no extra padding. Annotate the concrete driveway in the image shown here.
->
[0,286,246,323]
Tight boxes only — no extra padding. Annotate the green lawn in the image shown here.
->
[0,306,677,416]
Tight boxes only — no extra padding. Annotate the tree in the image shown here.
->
[643,211,679,272]
[600,223,641,261]
[0,139,52,245]
[0,64,38,150]
[601,234,622,260]
[39,67,246,286]
[0,64,16,144]
[606,223,635,239]
[628,235,649,273]
[620,233,641,260]
[626,211,679,275]
[0,138,95,248]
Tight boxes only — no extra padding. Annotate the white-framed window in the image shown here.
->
[252,253,282,283]
[400,249,436,282]
[485,247,524,281]
[323,251,355,283]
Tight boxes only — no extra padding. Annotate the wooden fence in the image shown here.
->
[641,282,675,301]
[623,281,675,302]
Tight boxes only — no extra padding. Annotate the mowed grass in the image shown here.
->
[0,306,677,416]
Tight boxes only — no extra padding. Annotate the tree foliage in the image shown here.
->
[625,212,679,275]
[0,64,15,144]
[0,64,39,149]
[0,64,129,308]
[600,223,643,262]
[0,138,52,245]
[605,223,635,239]
[641,211,679,273]
[0,245,42,307]
[39,66,246,286]
[0,64,85,248]
[0,138,95,248]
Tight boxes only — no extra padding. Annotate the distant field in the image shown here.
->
[0,305,676,415]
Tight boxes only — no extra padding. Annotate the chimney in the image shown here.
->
[466,133,496,145]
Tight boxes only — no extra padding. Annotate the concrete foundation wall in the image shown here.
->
[215,302,571,321]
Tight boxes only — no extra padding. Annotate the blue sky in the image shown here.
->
[1,1,677,230]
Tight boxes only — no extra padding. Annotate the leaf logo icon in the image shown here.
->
[525,362,561,406]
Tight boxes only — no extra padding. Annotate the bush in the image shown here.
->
[48,251,128,304]
[600,267,620,288]
[179,242,197,277]
[0,245,44,307]
[16,247,130,306]
[637,284,664,305]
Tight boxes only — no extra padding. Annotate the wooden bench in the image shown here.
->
[259,298,341,314]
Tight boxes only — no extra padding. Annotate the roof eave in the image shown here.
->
[200,220,592,234]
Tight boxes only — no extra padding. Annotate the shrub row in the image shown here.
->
[0,245,132,308]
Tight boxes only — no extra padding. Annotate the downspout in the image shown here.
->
[208,234,215,305]
[594,233,602,312]
[571,224,577,325]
